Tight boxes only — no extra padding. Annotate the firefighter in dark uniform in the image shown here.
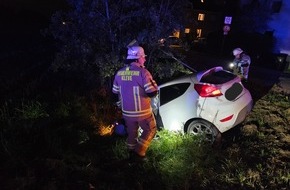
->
[232,48,251,82]
[112,46,158,163]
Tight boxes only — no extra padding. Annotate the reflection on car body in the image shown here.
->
[153,66,253,143]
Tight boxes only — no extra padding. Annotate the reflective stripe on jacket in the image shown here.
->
[233,53,251,79]
[112,63,158,119]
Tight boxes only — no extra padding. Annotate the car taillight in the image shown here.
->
[194,84,223,97]
[220,114,234,122]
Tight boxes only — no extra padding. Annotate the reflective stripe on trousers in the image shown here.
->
[125,113,157,156]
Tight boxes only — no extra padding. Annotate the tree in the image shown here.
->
[47,0,193,88]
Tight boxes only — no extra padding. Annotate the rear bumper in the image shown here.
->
[200,90,253,133]
[233,99,253,127]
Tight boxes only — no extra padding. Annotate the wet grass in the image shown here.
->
[1,81,290,189]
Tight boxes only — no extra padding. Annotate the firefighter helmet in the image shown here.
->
[127,46,146,59]
[233,48,243,56]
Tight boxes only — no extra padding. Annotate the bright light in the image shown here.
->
[98,124,114,136]
[196,29,202,38]
[158,38,166,44]
[198,14,205,21]
[169,120,182,131]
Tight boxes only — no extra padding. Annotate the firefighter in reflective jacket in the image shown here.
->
[112,46,158,162]
[232,48,251,82]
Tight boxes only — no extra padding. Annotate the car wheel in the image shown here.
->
[186,120,220,144]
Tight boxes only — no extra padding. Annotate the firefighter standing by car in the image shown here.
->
[232,48,251,82]
[112,45,158,163]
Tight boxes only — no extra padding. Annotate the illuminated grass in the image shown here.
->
[1,83,290,189]
[15,100,49,120]
[112,130,217,189]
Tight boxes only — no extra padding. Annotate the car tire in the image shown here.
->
[186,119,221,144]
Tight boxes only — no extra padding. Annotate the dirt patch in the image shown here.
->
[241,124,258,136]
[238,82,290,166]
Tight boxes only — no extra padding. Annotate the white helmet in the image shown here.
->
[127,46,146,59]
[233,48,243,56]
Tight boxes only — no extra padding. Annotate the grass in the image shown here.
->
[1,79,290,189]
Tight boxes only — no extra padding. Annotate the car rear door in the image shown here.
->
[158,82,196,132]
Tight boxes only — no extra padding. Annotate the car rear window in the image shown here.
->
[200,70,236,84]
[225,82,243,101]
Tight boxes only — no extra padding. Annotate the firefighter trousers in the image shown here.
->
[124,113,157,157]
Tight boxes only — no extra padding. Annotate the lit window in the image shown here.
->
[185,28,190,33]
[198,13,205,21]
[197,29,202,38]
[173,30,180,38]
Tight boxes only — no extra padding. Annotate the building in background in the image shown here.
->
[184,0,225,51]
[185,0,289,66]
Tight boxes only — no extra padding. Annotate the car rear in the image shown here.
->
[193,67,253,133]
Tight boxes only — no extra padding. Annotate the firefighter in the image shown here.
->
[232,48,251,82]
[112,46,158,163]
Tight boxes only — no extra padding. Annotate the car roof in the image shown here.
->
[158,73,196,87]
[158,67,225,88]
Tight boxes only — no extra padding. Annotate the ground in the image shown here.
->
[1,44,290,189]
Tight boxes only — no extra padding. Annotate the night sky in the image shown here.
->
[0,0,68,52]
[0,0,68,18]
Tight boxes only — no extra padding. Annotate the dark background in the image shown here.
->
[0,0,68,52]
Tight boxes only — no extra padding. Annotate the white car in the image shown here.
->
[153,66,253,142]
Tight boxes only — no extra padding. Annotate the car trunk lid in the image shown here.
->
[193,67,245,101]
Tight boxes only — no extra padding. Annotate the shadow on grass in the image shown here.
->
[244,65,283,102]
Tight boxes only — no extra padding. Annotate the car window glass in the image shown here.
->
[200,70,236,84]
[160,83,190,106]
[225,83,243,101]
